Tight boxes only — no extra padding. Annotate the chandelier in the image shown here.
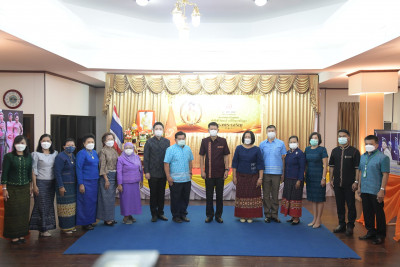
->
[171,0,201,37]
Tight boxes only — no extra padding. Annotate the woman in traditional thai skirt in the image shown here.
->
[1,135,32,244]
[280,136,306,225]
[54,138,77,234]
[30,134,58,237]
[97,132,119,226]
[232,131,264,223]
[76,134,99,230]
[117,142,143,224]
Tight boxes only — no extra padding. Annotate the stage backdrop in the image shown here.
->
[104,74,322,199]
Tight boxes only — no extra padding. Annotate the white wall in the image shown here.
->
[45,74,94,133]
[319,89,360,154]
[0,73,45,147]
[95,87,107,147]
[0,72,102,148]
[384,92,400,130]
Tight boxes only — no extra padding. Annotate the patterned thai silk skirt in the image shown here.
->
[280,178,303,218]
[56,181,77,231]
[234,172,263,218]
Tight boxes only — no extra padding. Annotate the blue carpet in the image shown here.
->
[64,206,360,259]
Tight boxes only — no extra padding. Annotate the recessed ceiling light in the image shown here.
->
[254,0,268,7]
[136,0,149,7]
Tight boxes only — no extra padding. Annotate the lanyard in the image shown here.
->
[363,150,377,178]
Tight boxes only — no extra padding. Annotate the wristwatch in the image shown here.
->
[380,187,385,191]
[225,168,229,171]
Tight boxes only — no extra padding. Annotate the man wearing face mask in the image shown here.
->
[357,135,390,245]
[164,131,194,223]
[259,125,287,223]
[329,129,360,236]
[144,122,170,222]
[200,122,230,223]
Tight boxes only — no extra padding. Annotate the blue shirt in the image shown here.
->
[259,138,287,175]
[231,145,264,174]
[54,151,76,188]
[284,148,306,181]
[76,149,100,185]
[359,150,390,195]
[164,144,194,183]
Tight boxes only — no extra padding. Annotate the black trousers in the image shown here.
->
[205,177,224,218]
[148,177,167,216]
[334,185,356,228]
[170,181,191,218]
[361,193,386,238]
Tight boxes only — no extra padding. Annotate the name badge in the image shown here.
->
[217,146,224,149]
[345,156,352,159]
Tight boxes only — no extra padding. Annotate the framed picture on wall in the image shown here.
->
[136,110,155,132]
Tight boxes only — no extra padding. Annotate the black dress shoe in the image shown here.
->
[205,217,213,223]
[291,219,300,225]
[264,217,271,223]
[215,217,223,223]
[83,224,94,230]
[372,237,385,245]
[271,218,281,223]
[151,216,158,222]
[181,216,190,222]
[333,225,346,233]
[359,234,376,240]
[158,215,168,221]
[172,217,183,223]
[345,227,354,236]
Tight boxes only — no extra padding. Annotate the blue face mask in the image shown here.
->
[310,139,319,146]
[65,146,76,153]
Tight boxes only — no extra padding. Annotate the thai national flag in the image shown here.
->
[110,105,123,154]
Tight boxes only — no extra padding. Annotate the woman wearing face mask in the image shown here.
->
[117,142,143,224]
[1,135,32,244]
[280,136,306,225]
[76,134,99,230]
[29,134,58,237]
[97,132,119,226]
[232,131,264,223]
[305,132,328,228]
[54,138,77,234]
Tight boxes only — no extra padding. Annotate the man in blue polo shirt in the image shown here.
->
[164,131,194,223]
[259,125,287,223]
[357,135,390,245]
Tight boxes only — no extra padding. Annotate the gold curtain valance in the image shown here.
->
[104,74,319,113]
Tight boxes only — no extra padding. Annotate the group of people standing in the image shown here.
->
[1,132,143,244]
[1,121,390,246]
[0,110,23,172]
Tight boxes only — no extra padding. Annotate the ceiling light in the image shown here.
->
[254,0,268,7]
[136,0,149,7]
[172,0,201,36]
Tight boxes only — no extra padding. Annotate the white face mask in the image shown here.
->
[154,130,163,137]
[289,143,298,150]
[124,149,134,156]
[244,138,251,145]
[86,143,95,150]
[267,132,276,139]
[15,144,26,152]
[177,140,186,147]
[41,142,51,150]
[209,130,218,137]
[338,137,348,145]
[365,144,375,152]
[105,140,114,147]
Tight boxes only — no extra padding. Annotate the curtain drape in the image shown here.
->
[104,74,318,167]
[338,102,359,149]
